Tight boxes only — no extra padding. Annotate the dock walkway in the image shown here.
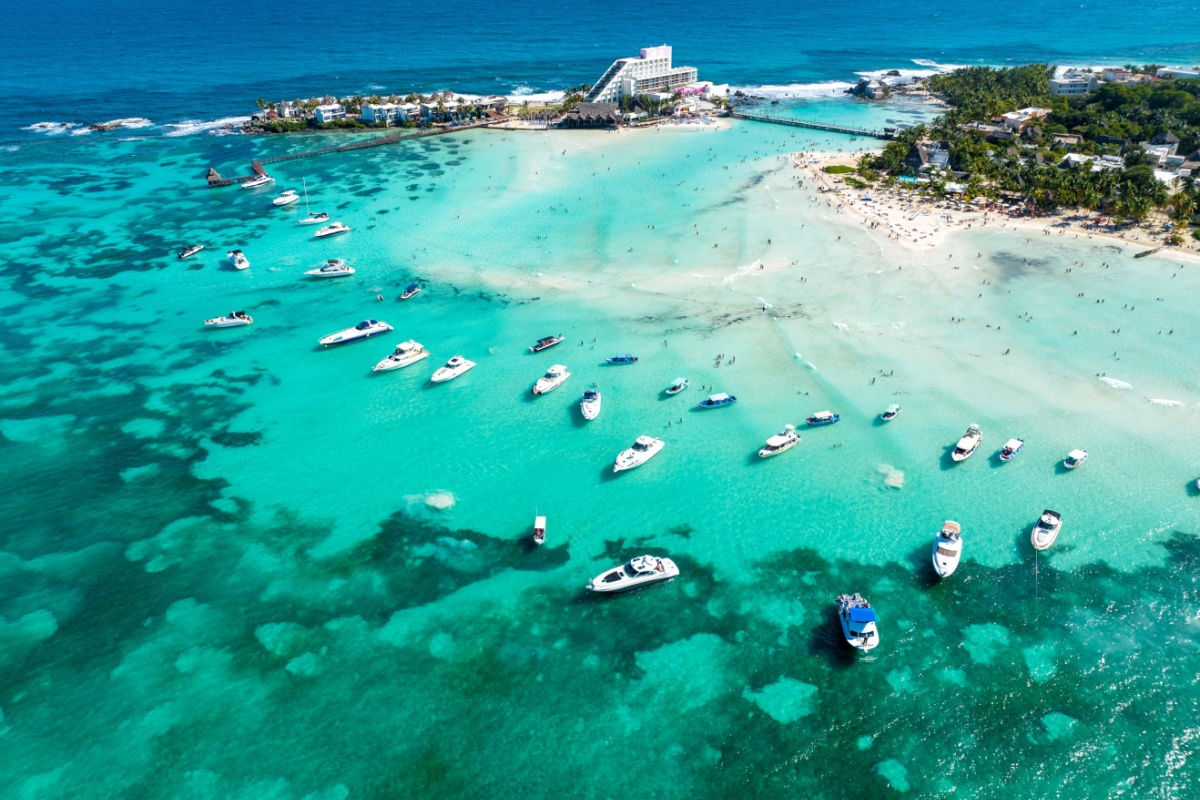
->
[730,111,892,139]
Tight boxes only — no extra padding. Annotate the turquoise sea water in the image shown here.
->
[3,4,1200,798]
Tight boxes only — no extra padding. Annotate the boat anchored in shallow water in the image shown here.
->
[242,173,274,189]
[580,388,601,420]
[530,334,564,353]
[304,259,354,278]
[533,515,546,546]
[1064,449,1088,469]
[613,435,664,472]
[319,319,393,348]
[999,438,1025,462]
[531,364,570,395]
[177,244,205,259]
[273,189,299,206]
[226,249,250,270]
[697,392,736,409]
[931,521,963,578]
[758,424,800,458]
[1031,509,1062,550]
[296,178,328,224]
[204,311,253,328]
[400,282,421,300]
[881,404,901,422]
[373,339,430,371]
[606,353,638,364]
[951,423,982,462]
[664,377,689,395]
[314,221,350,238]
[806,410,839,426]
[430,355,475,382]
[837,593,879,652]
[587,555,678,593]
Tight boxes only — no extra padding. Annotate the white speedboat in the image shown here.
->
[586,555,679,593]
[881,404,901,422]
[314,221,350,238]
[319,319,394,348]
[530,334,564,353]
[613,435,664,472]
[298,211,330,225]
[273,189,300,206]
[836,593,879,652]
[242,173,274,189]
[580,388,601,420]
[951,423,982,462]
[373,339,430,370]
[226,249,250,270]
[533,515,546,546]
[1031,509,1062,550]
[531,364,569,395]
[204,311,253,328]
[664,377,689,395]
[430,355,475,382]
[400,282,421,300]
[931,520,963,578]
[758,424,800,458]
[1064,449,1088,469]
[999,438,1024,462]
[304,259,355,278]
[177,244,204,259]
[697,392,737,409]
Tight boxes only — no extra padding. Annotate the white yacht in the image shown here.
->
[298,211,330,226]
[1031,509,1062,550]
[586,555,679,593]
[225,249,250,270]
[580,388,601,420]
[613,435,664,472]
[531,364,570,395]
[533,515,546,546]
[372,339,430,371]
[204,311,253,328]
[272,189,300,206]
[758,424,800,458]
[304,259,355,278]
[318,319,393,348]
[836,593,879,652]
[951,423,982,462]
[242,173,274,189]
[177,244,204,259]
[430,355,475,382]
[314,221,350,238]
[1064,449,1088,469]
[931,520,963,578]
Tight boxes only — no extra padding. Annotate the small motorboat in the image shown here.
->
[226,249,250,270]
[400,282,421,300]
[697,392,737,409]
[304,259,355,278]
[613,435,664,472]
[298,211,331,226]
[242,173,275,189]
[373,339,430,371]
[758,424,800,458]
[530,334,565,353]
[586,555,678,593]
[430,355,475,382]
[533,515,546,546]
[1031,509,1062,550]
[999,438,1025,462]
[931,521,963,578]
[580,388,601,420]
[951,423,982,462]
[314,221,350,238]
[319,319,394,348]
[806,410,839,426]
[177,244,205,259]
[272,189,300,206]
[531,364,570,395]
[204,311,253,328]
[1064,449,1088,470]
[606,353,638,364]
[664,377,689,395]
[880,404,901,422]
[836,593,879,652]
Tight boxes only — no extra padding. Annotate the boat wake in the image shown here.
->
[877,464,905,490]
[1099,376,1133,390]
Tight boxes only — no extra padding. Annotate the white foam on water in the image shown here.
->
[877,464,905,489]
[24,121,74,135]
[163,116,250,137]
[722,259,762,284]
[832,322,849,331]
[1099,377,1132,389]
[755,296,773,309]
[506,88,565,104]
[1149,398,1183,407]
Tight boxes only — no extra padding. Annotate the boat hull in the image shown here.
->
[587,557,678,593]
[430,360,474,382]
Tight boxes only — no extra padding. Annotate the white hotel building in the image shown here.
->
[585,45,699,103]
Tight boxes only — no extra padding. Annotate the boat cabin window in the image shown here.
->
[936,546,958,557]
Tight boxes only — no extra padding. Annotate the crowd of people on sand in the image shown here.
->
[785,148,1200,262]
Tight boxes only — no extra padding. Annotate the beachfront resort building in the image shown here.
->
[361,103,417,124]
[1049,70,1099,96]
[314,103,346,123]
[585,45,698,104]
[1000,107,1051,131]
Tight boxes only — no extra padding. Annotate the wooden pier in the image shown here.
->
[217,120,493,184]
[729,110,893,140]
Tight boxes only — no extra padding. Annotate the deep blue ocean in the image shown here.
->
[3,0,1200,138]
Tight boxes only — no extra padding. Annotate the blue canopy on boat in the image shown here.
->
[848,607,876,623]
[404,283,419,292]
